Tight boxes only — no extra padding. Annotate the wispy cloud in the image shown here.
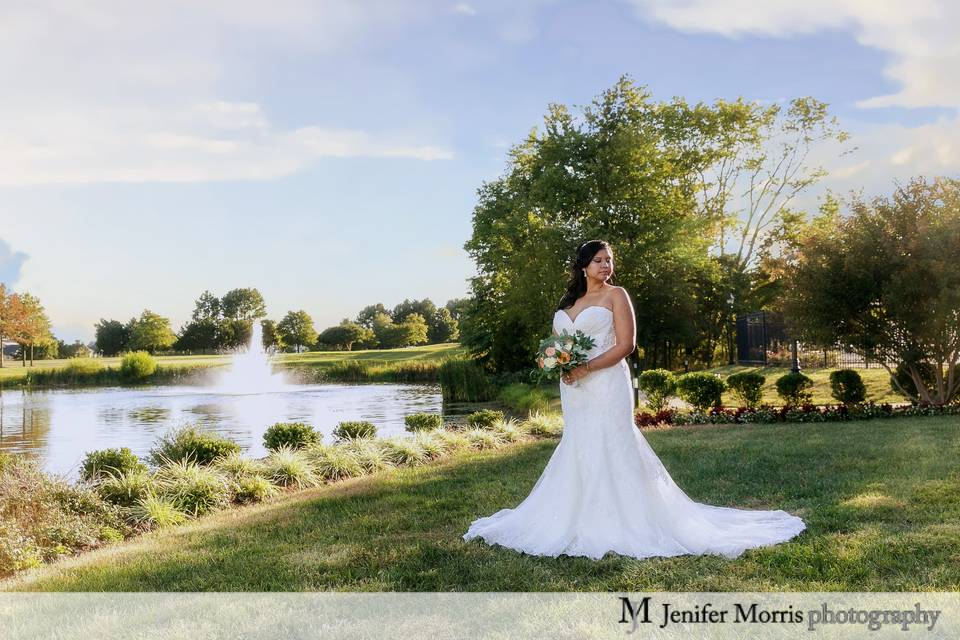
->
[0,2,452,186]
[453,3,477,16]
[627,0,960,109]
[0,239,28,286]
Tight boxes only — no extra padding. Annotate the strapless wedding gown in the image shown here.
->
[462,305,806,560]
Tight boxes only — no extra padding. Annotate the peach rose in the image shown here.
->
[557,351,571,364]
[544,346,557,357]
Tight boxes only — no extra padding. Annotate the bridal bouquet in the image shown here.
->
[532,330,596,384]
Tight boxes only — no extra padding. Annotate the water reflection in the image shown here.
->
[0,383,444,482]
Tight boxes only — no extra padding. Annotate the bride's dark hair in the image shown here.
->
[557,240,613,310]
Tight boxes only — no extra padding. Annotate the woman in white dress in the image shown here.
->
[462,240,806,560]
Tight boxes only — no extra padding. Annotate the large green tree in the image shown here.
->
[277,310,318,353]
[784,177,960,405]
[94,318,130,356]
[221,288,267,321]
[127,310,177,353]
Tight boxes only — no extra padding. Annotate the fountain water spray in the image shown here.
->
[211,322,291,394]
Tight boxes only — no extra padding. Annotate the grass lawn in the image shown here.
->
[5,414,958,592]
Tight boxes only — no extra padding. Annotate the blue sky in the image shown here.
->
[2,0,958,342]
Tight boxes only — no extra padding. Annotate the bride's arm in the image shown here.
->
[576,287,636,378]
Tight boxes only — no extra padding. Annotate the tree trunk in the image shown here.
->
[30,344,34,366]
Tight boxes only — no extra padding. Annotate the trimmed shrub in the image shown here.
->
[233,476,278,504]
[775,372,815,407]
[638,369,676,412]
[466,409,504,430]
[150,425,241,466]
[263,446,320,488]
[404,412,443,432]
[80,448,147,482]
[154,460,232,516]
[95,470,155,508]
[308,444,365,482]
[725,371,766,409]
[830,369,867,405]
[438,358,495,402]
[263,422,321,451]
[523,412,564,438]
[120,351,157,381]
[333,421,377,441]
[675,372,726,411]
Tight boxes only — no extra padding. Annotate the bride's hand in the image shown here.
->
[562,364,589,385]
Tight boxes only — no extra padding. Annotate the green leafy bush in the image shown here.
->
[80,448,147,482]
[675,372,726,411]
[150,425,241,466]
[404,412,443,432]
[438,358,495,402]
[725,371,766,409]
[775,372,815,407]
[120,351,157,380]
[830,369,867,405]
[637,369,677,412]
[466,409,504,429]
[263,422,320,451]
[333,421,377,441]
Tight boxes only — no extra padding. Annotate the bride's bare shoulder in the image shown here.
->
[606,286,632,307]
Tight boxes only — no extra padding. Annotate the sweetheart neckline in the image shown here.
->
[556,305,613,325]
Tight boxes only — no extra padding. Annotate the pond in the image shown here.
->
[0,382,444,482]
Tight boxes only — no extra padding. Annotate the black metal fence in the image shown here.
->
[735,311,898,369]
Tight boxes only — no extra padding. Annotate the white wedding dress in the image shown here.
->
[462,305,806,560]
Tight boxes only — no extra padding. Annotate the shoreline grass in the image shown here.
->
[5,414,958,592]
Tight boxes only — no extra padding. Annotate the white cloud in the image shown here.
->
[627,0,960,109]
[0,1,452,186]
[453,3,478,16]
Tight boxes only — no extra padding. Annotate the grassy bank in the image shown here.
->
[5,414,958,591]
[0,344,467,389]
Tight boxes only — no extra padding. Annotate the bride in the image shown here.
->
[462,240,806,560]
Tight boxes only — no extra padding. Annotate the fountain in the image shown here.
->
[210,322,292,394]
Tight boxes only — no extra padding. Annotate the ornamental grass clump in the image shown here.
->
[490,417,528,443]
[378,438,429,466]
[464,428,504,450]
[95,469,155,508]
[339,437,395,474]
[213,452,267,480]
[429,428,471,453]
[263,445,321,489]
[127,493,188,530]
[232,476,279,504]
[410,432,446,460]
[522,411,564,437]
[307,444,365,482]
[154,459,232,516]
